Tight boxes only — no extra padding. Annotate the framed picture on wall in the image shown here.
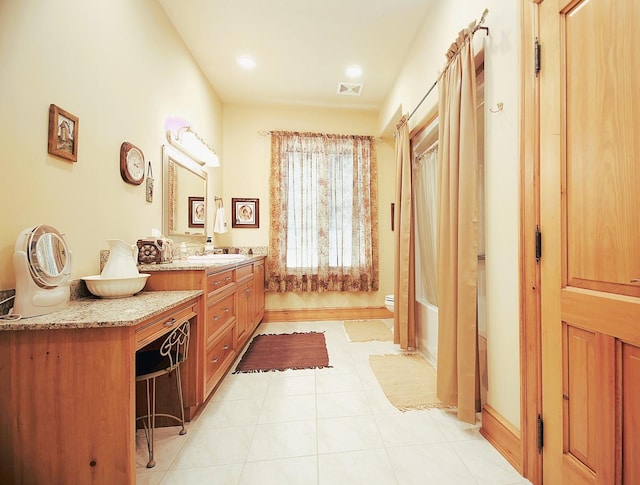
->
[188,196,205,228]
[47,104,79,162]
[231,198,259,228]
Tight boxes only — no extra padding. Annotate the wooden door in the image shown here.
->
[539,0,640,483]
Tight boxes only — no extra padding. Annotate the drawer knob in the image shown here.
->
[213,315,221,321]
[211,356,219,364]
[224,307,231,313]
[163,318,177,327]
[212,280,222,286]
[223,344,230,350]
[224,276,232,281]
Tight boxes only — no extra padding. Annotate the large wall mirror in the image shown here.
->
[163,145,208,238]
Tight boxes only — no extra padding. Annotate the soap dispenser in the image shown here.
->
[180,241,187,260]
[204,236,214,255]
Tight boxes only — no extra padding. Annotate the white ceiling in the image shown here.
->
[158,0,435,111]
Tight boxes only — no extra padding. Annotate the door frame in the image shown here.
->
[520,0,543,483]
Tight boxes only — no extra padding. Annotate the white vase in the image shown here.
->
[101,239,140,278]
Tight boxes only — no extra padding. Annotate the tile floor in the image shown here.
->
[136,319,532,485]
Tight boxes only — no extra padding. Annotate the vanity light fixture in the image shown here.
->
[166,126,220,167]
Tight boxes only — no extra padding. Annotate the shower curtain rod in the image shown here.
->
[406,9,490,123]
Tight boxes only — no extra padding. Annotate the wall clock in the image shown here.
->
[120,142,145,185]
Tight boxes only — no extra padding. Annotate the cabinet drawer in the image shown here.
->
[207,293,235,342]
[236,263,253,281]
[207,269,234,295]
[205,324,236,392]
[135,302,197,350]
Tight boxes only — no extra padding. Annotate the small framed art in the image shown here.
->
[48,104,79,162]
[232,198,259,228]
[188,196,205,228]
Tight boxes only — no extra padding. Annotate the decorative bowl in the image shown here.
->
[82,274,150,298]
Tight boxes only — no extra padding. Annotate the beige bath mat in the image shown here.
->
[343,320,392,342]
[369,353,451,411]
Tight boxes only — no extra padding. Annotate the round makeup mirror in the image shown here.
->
[14,225,72,317]
[28,225,71,287]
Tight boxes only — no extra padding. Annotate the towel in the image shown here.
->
[213,207,228,234]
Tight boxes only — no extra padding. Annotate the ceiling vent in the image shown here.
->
[337,82,364,96]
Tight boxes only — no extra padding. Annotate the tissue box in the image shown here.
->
[137,238,173,264]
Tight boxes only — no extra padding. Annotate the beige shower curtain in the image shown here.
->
[436,26,480,424]
[393,115,416,350]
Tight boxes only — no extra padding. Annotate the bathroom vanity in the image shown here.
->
[0,246,265,484]
[141,255,266,397]
[0,290,202,485]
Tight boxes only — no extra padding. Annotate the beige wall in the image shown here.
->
[0,0,223,289]
[381,2,522,429]
[220,104,395,310]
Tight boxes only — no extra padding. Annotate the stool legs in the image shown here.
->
[175,365,187,436]
[141,377,157,468]
[138,369,187,468]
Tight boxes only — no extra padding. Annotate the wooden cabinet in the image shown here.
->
[254,259,265,322]
[235,259,265,350]
[207,268,234,295]
[0,294,201,485]
[236,278,254,348]
[204,280,236,396]
[235,262,255,349]
[204,322,235,395]
[206,292,235,344]
[145,257,266,401]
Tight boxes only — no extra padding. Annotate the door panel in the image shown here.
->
[622,344,640,483]
[564,0,640,297]
[540,0,640,482]
[564,325,597,471]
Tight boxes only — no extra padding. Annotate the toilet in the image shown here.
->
[385,294,394,313]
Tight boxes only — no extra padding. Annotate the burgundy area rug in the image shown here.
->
[233,332,331,373]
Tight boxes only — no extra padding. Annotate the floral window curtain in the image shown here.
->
[267,131,379,292]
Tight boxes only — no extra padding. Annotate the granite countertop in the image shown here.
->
[138,254,265,272]
[0,290,203,331]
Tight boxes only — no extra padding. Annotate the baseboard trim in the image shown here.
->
[263,306,392,323]
[480,404,523,474]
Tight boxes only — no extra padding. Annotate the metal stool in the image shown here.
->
[135,320,190,468]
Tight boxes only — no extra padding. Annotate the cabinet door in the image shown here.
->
[205,323,236,396]
[254,261,265,322]
[246,279,256,333]
[236,280,253,346]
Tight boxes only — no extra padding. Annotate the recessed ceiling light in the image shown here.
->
[345,64,362,78]
[237,55,256,69]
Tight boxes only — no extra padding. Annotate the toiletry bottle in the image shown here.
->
[204,236,213,255]
[180,241,187,260]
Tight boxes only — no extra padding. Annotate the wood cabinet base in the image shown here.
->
[0,297,201,484]
[0,326,135,484]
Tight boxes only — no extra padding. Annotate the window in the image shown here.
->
[267,131,378,292]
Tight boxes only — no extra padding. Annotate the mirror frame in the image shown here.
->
[162,144,209,239]
[25,224,72,288]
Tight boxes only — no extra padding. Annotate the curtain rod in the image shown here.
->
[406,9,489,123]
[257,130,383,143]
